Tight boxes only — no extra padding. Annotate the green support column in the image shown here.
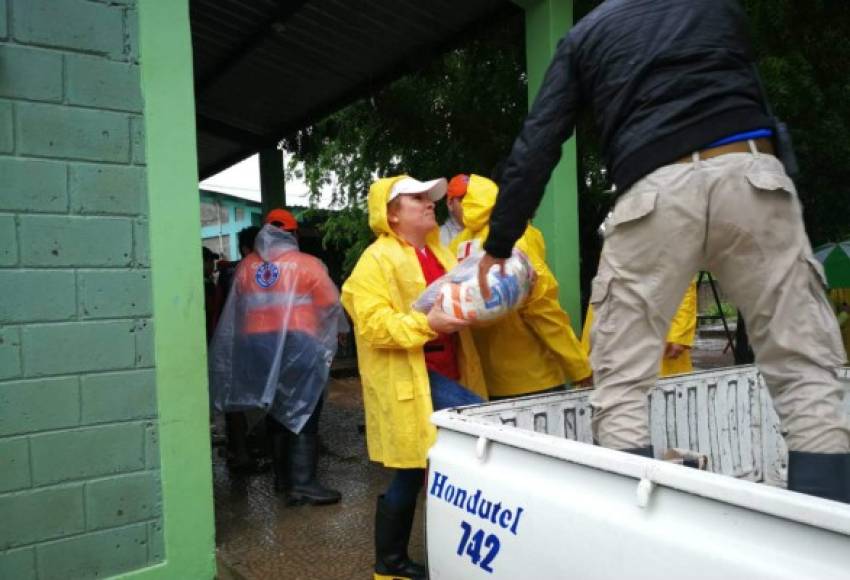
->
[123,1,217,578]
[259,146,286,215]
[518,0,581,330]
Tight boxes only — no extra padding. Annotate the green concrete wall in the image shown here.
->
[126,0,217,577]
[0,1,165,579]
[520,0,582,330]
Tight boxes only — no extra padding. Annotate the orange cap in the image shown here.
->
[264,208,298,231]
[446,174,470,199]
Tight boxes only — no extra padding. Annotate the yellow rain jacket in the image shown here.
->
[341,176,487,469]
[450,174,591,397]
[581,280,698,376]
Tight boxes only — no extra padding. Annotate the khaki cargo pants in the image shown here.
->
[590,143,850,453]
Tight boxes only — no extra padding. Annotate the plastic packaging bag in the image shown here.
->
[414,247,534,322]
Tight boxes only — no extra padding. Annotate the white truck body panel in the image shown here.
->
[427,365,850,579]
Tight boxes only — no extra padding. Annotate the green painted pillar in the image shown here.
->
[519,0,581,330]
[128,1,217,578]
[259,146,286,216]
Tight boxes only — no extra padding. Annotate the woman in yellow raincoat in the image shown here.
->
[449,174,591,398]
[581,280,698,376]
[342,175,486,580]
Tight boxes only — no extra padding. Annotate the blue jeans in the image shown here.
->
[428,370,483,410]
[384,372,482,509]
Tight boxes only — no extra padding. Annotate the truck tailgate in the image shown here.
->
[427,365,850,579]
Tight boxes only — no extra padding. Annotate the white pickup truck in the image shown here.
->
[426,365,850,579]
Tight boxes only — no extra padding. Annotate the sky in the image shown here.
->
[199,152,333,207]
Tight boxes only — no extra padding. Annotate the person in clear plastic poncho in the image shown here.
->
[210,209,346,506]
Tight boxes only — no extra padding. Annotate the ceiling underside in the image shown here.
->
[190,0,517,178]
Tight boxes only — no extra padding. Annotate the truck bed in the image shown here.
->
[426,365,850,579]
[461,365,787,485]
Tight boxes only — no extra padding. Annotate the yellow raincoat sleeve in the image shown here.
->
[518,235,592,383]
[667,281,697,347]
[341,253,437,350]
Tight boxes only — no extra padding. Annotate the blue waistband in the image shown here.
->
[706,128,773,148]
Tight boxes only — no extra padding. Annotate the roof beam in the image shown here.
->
[196,0,311,95]
[196,1,522,179]
[196,114,271,146]
[269,3,521,144]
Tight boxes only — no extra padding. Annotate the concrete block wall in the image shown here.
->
[0,1,164,578]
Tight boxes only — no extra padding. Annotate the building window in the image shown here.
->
[201,201,230,226]
[201,201,221,226]
[202,236,231,261]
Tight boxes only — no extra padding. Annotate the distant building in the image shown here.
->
[200,189,262,259]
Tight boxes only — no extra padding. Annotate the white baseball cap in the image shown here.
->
[388,177,447,203]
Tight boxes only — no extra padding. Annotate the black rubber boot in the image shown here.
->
[787,451,849,503]
[271,429,288,492]
[286,432,341,505]
[226,412,269,475]
[622,446,654,458]
[374,495,427,580]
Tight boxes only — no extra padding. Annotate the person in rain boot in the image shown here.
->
[449,173,592,399]
[476,0,850,501]
[217,225,268,474]
[209,209,345,505]
[342,175,487,580]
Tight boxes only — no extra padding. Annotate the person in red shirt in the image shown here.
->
[210,209,345,505]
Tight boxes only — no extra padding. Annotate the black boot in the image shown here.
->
[374,495,427,580]
[286,432,341,505]
[622,446,654,458]
[271,429,288,492]
[787,451,849,503]
[225,412,267,474]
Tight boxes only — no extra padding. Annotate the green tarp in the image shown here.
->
[814,242,850,288]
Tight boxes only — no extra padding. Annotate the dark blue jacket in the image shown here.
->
[486,0,770,258]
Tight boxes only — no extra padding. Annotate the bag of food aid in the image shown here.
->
[413,247,534,322]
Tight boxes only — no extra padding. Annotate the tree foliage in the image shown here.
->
[284,15,527,275]
[743,0,850,244]
[287,1,850,297]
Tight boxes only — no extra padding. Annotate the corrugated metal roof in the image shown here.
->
[191,0,518,178]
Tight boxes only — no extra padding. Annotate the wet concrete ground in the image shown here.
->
[213,377,425,580]
[213,337,734,579]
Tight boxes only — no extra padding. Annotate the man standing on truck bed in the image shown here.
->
[477,0,850,502]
